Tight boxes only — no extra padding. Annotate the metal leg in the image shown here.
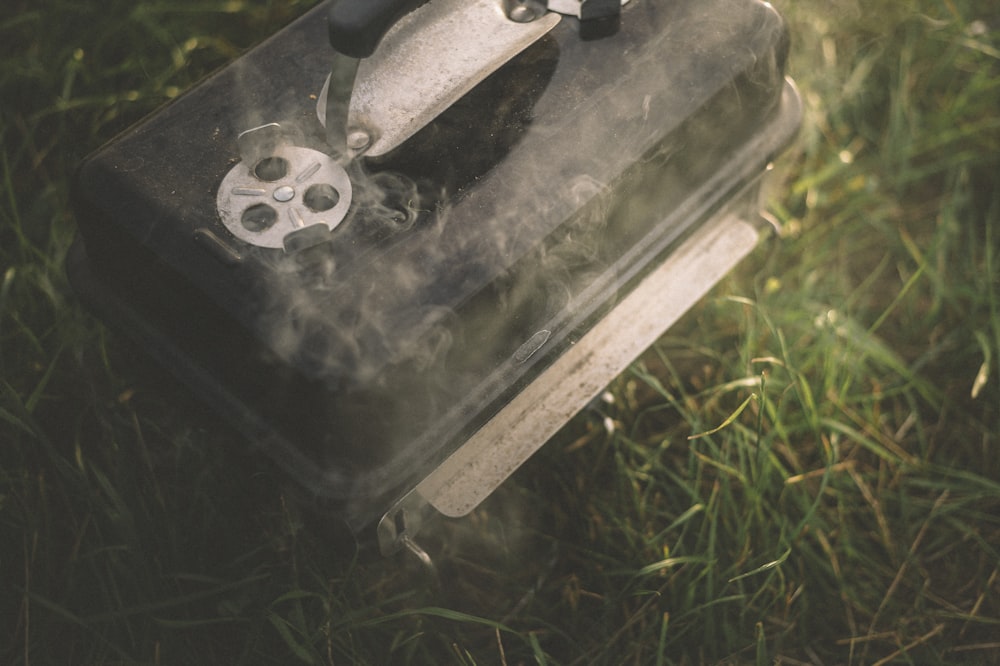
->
[400,533,440,586]
[378,491,440,584]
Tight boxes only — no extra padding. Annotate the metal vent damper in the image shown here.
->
[216,123,353,251]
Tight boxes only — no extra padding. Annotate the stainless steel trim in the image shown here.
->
[418,212,762,518]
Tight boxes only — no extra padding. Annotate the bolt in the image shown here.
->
[273,185,295,202]
[509,5,535,21]
[346,129,371,152]
[504,0,545,22]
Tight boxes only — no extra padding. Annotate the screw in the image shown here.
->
[273,185,295,202]
[346,129,371,152]
[510,6,535,21]
[503,0,546,22]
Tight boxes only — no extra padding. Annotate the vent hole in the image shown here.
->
[304,183,340,212]
[253,156,289,182]
[241,203,277,232]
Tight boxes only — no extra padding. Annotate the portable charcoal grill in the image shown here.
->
[69,0,801,558]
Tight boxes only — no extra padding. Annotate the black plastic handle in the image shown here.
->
[328,0,428,59]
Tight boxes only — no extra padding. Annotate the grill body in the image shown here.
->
[70,0,801,546]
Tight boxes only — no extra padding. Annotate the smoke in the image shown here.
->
[211,0,792,532]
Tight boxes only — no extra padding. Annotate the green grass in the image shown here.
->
[3,0,1000,663]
